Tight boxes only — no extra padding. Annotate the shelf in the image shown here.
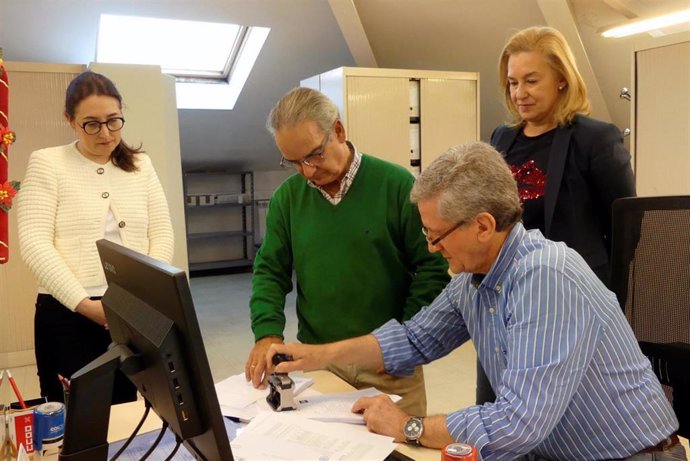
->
[187,230,252,240]
[183,170,255,271]
[184,169,253,176]
[185,202,252,209]
[189,259,254,272]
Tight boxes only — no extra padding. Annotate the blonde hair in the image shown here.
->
[410,142,522,232]
[266,87,339,135]
[498,26,591,126]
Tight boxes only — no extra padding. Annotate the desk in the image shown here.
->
[108,370,438,460]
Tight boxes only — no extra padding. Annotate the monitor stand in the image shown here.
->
[59,344,138,461]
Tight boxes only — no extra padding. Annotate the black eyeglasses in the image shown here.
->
[80,117,125,135]
[422,220,466,246]
[280,122,335,170]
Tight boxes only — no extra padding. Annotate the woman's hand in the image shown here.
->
[75,298,108,327]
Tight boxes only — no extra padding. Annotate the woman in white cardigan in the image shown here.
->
[17,71,174,404]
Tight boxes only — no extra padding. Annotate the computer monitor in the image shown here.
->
[59,239,233,460]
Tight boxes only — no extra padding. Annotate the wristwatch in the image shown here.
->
[403,416,424,446]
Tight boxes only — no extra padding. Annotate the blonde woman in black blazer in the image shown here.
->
[478,26,636,405]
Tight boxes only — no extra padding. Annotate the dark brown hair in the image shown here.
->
[65,71,143,172]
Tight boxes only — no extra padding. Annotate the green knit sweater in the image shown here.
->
[250,154,449,344]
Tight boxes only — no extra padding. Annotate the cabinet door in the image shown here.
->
[345,76,412,170]
[635,40,690,196]
[420,79,478,170]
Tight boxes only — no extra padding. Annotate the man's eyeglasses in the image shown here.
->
[80,117,125,135]
[422,220,466,246]
[280,123,334,170]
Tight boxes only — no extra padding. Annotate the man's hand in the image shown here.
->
[245,336,283,388]
[352,394,409,442]
[266,342,329,374]
[75,298,107,326]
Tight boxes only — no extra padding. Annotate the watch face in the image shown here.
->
[403,417,423,439]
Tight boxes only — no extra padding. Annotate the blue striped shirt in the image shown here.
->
[374,223,677,460]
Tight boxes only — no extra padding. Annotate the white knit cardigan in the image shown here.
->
[17,142,174,310]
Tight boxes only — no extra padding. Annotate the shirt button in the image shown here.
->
[495,284,502,293]
[118,221,126,228]
[97,168,105,174]
[489,307,495,314]
[102,192,110,199]
[495,347,500,353]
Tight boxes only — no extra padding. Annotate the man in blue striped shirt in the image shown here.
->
[269,142,683,460]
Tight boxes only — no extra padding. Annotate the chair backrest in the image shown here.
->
[611,196,690,438]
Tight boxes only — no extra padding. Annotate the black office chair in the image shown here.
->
[611,196,690,438]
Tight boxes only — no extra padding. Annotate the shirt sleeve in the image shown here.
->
[446,265,601,461]
[249,190,293,341]
[374,279,471,376]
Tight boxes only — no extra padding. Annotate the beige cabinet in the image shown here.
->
[302,67,480,172]
[632,33,690,196]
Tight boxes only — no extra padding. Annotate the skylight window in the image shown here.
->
[97,14,269,109]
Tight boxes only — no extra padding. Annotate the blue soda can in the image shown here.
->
[34,402,65,458]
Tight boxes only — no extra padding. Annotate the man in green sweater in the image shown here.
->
[245,87,449,415]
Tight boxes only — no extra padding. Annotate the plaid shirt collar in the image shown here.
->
[308,141,362,205]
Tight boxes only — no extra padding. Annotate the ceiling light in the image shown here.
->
[601,7,690,38]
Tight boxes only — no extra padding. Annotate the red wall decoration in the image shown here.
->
[0,53,19,264]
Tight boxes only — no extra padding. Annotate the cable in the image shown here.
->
[109,400,152,461]
[162,438,182,461]
[138,421,169,461]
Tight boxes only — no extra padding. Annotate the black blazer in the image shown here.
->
[491,114,636,284]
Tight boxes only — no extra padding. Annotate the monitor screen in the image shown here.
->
[59,239,233,460]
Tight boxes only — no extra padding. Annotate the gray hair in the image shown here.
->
[266,87,340,135]
[410,142,522,231]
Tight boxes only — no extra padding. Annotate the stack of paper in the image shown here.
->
[296,388,401,424]
[231,411,398,460]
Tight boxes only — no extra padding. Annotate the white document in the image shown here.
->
[215,373,313,421]
[297,387,401,424]
[231,411,397,461]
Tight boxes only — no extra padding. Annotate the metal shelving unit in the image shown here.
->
[183,170,255,273]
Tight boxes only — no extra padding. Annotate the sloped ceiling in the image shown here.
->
[1,0,688,170]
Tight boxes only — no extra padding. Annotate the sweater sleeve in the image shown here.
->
[17,150,89,310]
[249,186,294,341]
[141,155,174,263]
[398,175,450,320]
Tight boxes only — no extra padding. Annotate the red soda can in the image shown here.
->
[442,442,477,461]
